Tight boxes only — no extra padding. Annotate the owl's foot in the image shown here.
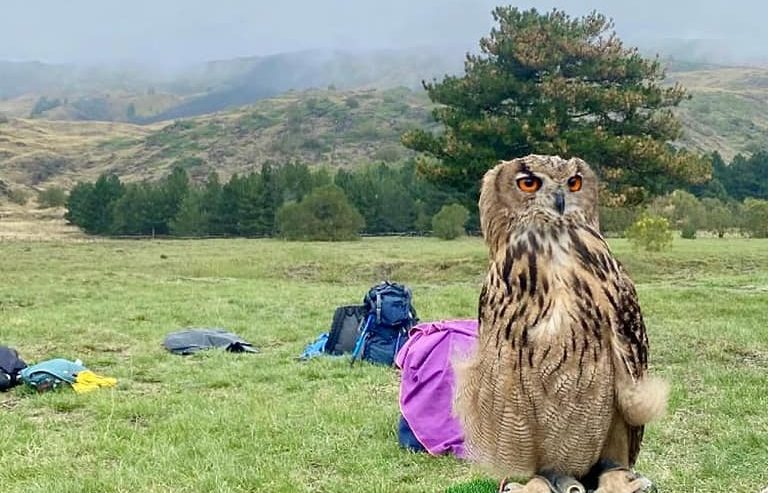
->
[582,459,654,493]
[593,469,653,493]
[500,472,586,493]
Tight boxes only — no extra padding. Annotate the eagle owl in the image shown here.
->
[454,155,668,493]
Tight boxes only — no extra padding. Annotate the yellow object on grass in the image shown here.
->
[72,370,117,393]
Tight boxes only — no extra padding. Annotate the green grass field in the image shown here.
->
[1,237,766,492]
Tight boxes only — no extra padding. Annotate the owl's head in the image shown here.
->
[479,154,599,238]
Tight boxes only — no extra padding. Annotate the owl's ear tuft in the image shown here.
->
[479,163,503,239]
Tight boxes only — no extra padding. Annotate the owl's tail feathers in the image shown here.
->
[617,376,669,426]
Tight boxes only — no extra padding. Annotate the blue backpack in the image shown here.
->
[351,282,417,366]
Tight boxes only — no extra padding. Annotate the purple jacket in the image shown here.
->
[395,319,478,457]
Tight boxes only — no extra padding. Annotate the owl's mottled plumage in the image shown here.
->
[454,155,667,486]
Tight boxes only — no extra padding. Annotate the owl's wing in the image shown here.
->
[614,273,649,380]
[613,269,649,466]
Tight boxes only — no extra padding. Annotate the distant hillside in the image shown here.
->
[0,87,434,192]
[671,67,768,160]
[0,118,153,191]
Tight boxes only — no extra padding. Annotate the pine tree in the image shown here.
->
[170,188,208,236]
[403,7,710,209]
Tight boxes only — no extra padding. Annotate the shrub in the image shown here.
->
[625,214,673,252]
[648,189,705,233]
[372,145,404,163]
[37,186,68,208]
[277,185,364,241]
[741,198,768,238]
[700,197,733,238]
[7,188,29,205]
[680,222,697,239]
[432,203,469,240]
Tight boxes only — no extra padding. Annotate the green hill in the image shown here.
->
[671,67,768,160]
[0,87,434,193]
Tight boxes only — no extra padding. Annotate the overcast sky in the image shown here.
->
[1,0,764,65]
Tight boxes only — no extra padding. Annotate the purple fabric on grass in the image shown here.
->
[395,319,478,458]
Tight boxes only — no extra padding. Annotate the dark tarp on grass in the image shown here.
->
[163,329,259,355]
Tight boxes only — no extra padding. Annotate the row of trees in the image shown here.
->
[601,151,768,242]
[600,190,768,239]
[622,193,768,252]
[64,161,467,238]
[648,191,768,239]
[698,151,768,201]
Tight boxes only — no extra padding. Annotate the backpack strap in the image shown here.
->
[350,313,374,366]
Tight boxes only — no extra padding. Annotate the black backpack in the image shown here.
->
[324,305,368,356]
[0,346,27,391]
[351,282,418,366]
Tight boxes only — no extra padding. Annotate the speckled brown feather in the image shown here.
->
[454,155,664,480]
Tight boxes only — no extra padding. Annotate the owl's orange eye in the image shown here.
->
[568,175,583,192]
[516,176,542,193]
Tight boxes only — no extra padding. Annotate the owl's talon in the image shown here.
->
[593,469,655,493]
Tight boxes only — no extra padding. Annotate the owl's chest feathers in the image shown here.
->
[484,225,616,375]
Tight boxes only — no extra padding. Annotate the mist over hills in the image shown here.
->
[0,47,465,122]
[144,48,465,122]
[2,37,764,124]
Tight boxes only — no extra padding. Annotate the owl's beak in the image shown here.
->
[554,190,565,215]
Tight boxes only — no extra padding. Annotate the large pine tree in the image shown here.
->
[403,7,710,208]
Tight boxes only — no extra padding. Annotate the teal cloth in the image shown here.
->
[20,358,86,390]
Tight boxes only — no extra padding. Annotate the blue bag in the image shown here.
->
[351,281,417,366]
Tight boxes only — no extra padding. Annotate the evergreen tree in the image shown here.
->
[688,152,729,199]
[158,165,190,232]
[278,162,313,202]
[202,172,224,235]
[716,151,768,200]
[71,173,125,234]
[65,182,95,229]
[236,172,264,236]
[170,187,208,236]
[110,183,160,235]
[403,7,710,209]
[214,173,248,235]
[258,162,281,235]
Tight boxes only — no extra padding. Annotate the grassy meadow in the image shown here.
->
[0,236,766,492]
